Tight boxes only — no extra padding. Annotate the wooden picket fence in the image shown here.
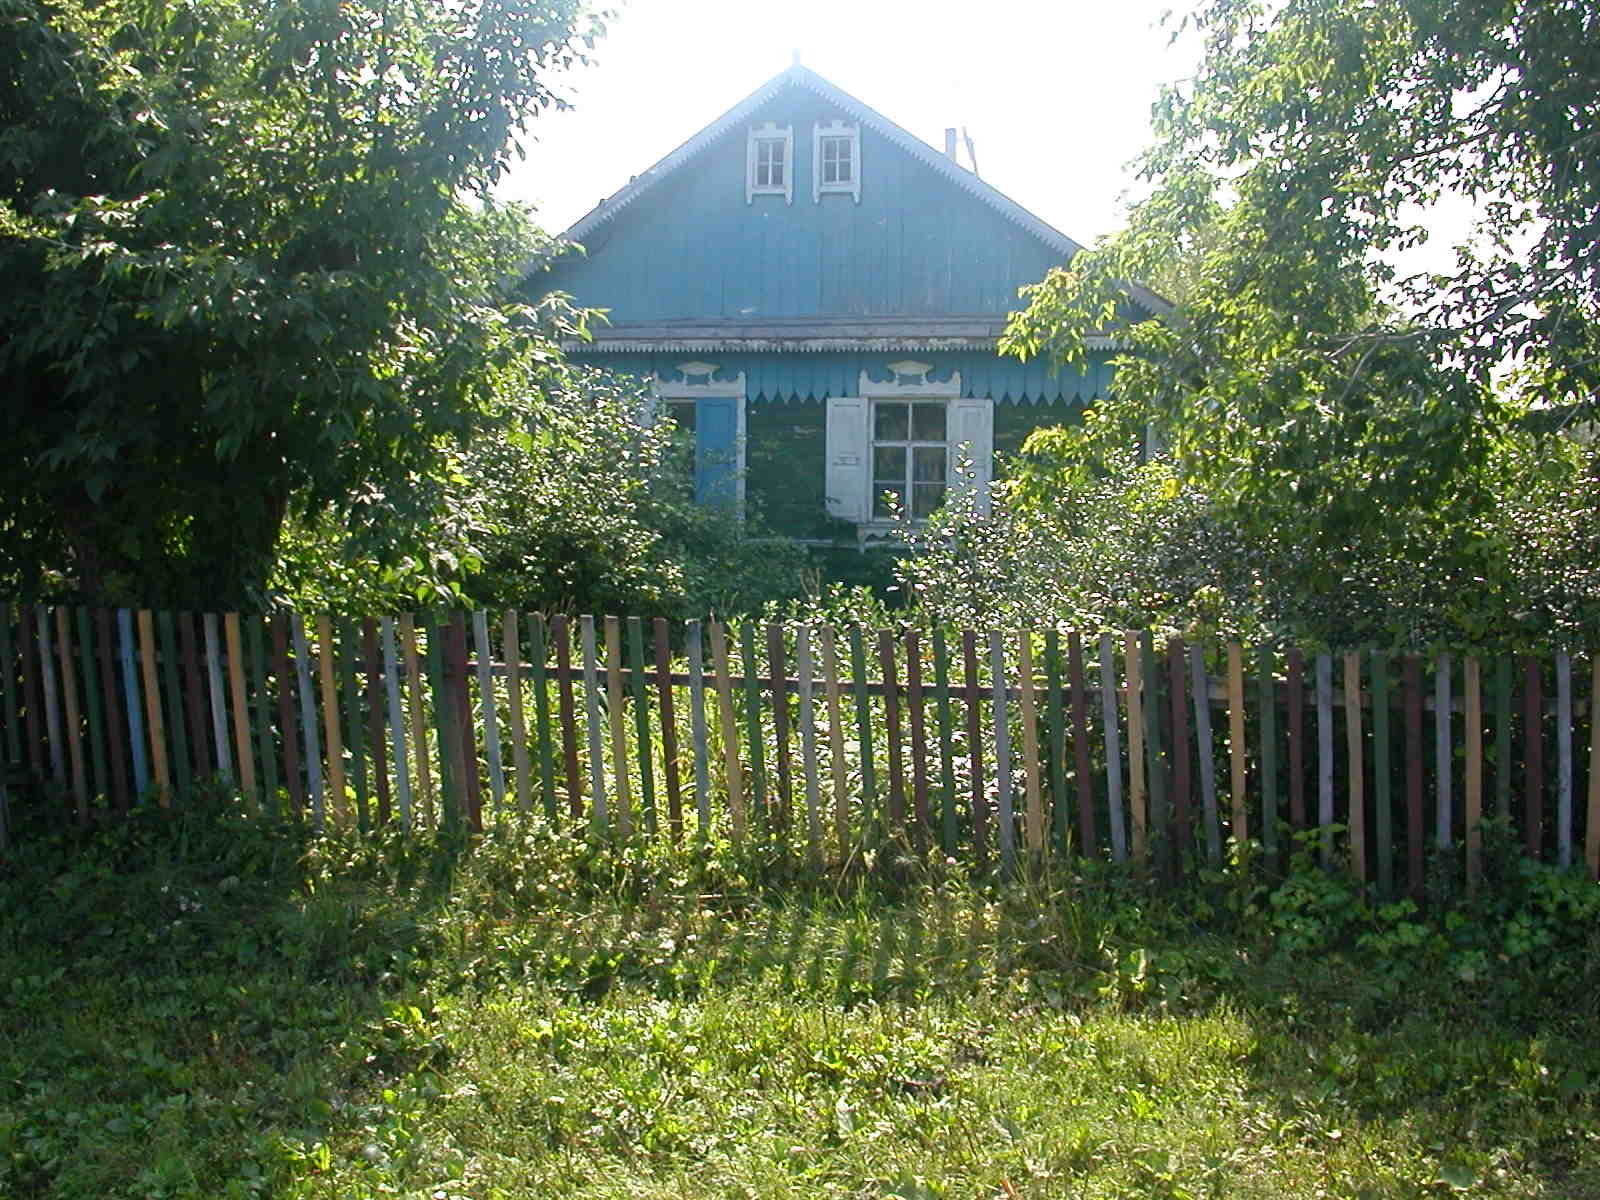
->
[2,602,1598,894]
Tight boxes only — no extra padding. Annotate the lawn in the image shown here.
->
[2,798,1598,1198]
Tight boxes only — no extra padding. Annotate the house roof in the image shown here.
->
[555,64,1168,317]
[562,315,1120,355]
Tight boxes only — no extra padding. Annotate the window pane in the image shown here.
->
[911,402,946,441]
[770,159,784,186]
[874,402,908,440]
[873,487,902,519]
[873,445,906,479]
[911,483,946,519]
[666,400,696,433]
[912,445,945,482]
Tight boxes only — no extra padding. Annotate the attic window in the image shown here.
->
[813,120,861,202]
[747,122,793,204]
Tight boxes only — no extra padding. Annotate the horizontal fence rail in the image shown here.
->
[2,602,1598,893]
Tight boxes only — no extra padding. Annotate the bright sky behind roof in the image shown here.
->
[500,0,1199,246]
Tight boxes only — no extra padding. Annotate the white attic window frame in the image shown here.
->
[813,119,861,203]
[746,122,793,204]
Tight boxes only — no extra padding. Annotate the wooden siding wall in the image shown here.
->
[5,602,1600,895]
[543,93,1066,322]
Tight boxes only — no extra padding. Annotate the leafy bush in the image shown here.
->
[269,364,810,619]
[891,428,1600,652]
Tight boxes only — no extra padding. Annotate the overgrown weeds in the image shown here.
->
[2,797,1598,1197]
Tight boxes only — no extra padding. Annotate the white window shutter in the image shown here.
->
[947,396,995,514]
[825,396,870,522]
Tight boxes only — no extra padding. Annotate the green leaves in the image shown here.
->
[1000,0,1600,646]
[0,0,598,606]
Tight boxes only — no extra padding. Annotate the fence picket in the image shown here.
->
[932,629,958,854]
[629,616,656,838]
[341,618,367,828]
[1142,633,1167,880]
[963,631,987,873]
[473,611,505,815]
[1588,654,1600,881]
[1404,655,1424,901]
[1191,643,1220,868]
[1125,632,1147,865]
[1345,652,1365,883]
[1318,652,1334,868]
[1045,629,1067,850]
[1168,637,1191,875]
[768,624,791,837]
[1287,648,1305,832]
[1523,656,1542,858]
[316,616,345,825]
[580,615,606,831]
[78,608,108,807]
[879,630,906,834]
[654,617,683,842]
[552,615,581,821]
[604,617,630,836]
[0,606,18,769]
[1435,653,1452,854]
[226,613,256,804]
[1099,634,1126,862]
[100,609,131,812]
[1495,657,1512,821]
[906,630,931,851]
[529,615,555,822]
[989,631,1014,876]
[1258,647,1277,871]
[687,620,711,837]
[22,607,46,778]
[383,618,413,828]
[504,612,528,818]
[821,626,849,853]
[205,614,232,781]
[363,619,390,826]
[252,617,278,816]
[424,615,454,829]
[55,608,87,820]
[37,607,64,788]
[274,614,304,815]
[1557,649,1573,869]
[156,612,190,802]
[741,623,766,826]
[1226,643,1247,847]
[850,627,875,829]
[1465,656,1482,889]
[710,621,745,842]
[1372,650,1392,896]
[1018,632,1042,855]
[797,625,821,864]
[400,615,432,826]
[136,610,169,806]
[1069,632,1096,859]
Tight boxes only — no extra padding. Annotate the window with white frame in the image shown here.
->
[871,400,947,519]
[746,122,793,204]
[813,120,860,202]
[824,367,993,529]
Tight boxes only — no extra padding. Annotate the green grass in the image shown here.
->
[3,798,1599,1198]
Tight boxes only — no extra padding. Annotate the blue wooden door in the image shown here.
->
[695,397,738,508]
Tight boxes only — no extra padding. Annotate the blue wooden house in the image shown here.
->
[529,63,1163,543]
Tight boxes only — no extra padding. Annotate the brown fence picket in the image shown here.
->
[654,617,683,842]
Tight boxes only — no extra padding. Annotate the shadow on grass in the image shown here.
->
[4,795,1600,1197]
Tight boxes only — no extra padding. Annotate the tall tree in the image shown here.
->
[1004,0,1599,594]
[0,0,600,605]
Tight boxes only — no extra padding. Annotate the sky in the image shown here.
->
[499,0,1201,246]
